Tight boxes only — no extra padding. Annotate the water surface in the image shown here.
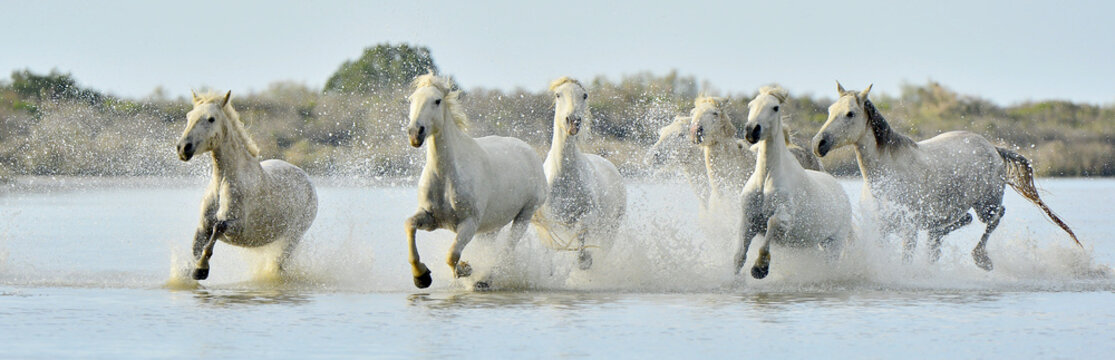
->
[1,177,1112,358]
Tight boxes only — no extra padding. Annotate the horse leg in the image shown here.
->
[928,213,973,263]
[193,219,234,280]
[972,205,1004,271]
[734,192,765,274]
[505,208,534,253]
[819,235,843,264]
[405,210,436,289]
[734,215,764,275]
[277,236,302,274]
[753,208,791,279]
[577,231,593,270]
[899,225,918,264]
[448,219,479,278]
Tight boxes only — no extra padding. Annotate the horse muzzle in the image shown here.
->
[690,126,704,145]
[567,116,582,136]
[408,126,427,148]
[744,124,761,144]
[813,133,832,157]
[177,141,195,161]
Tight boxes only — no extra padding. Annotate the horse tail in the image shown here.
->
[996,146,1081,247]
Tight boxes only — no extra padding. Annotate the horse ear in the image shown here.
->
[836,81,846,95]
[858,84,873,100]
[191,89,200,104]
[221,90,231,107]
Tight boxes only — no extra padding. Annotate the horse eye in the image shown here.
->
[712,112,719,116]
[556,93,561,98]
[582,93,588,100]
[207,117,215,123]
[846,111,854,118]
[434,99,441,106]
[772,106,779,112]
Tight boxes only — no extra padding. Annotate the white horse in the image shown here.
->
[533,77,626,270]
[812,82,1080,270]
[404,74,547,289]
[649,115,711,211]
[176,91,318,280]
[688,96,755,211]
[735,86,853,278]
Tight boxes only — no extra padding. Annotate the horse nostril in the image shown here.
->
[418,126,426,136]
[183,143,193,153]
[815,136,831,157]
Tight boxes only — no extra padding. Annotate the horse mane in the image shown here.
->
[755,85,788,104]
[194,92,259,157]
[549,76,584,92]
[862,98,917,152]
[412,73,469,130]
[693,95,735,137]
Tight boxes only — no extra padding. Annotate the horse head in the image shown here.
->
[550,76,589,136]
[744,86,789,144]
[813,82,872,157]
[407,73,465,148]
[649,116,694,166]
[689,96,734,146]
[178,90,252,161]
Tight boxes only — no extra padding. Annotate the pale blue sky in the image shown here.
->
[2,0,1112,104]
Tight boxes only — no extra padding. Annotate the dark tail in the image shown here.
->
[996,147,1082,247]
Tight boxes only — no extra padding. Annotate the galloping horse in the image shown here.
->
[650,116,711,211]
[404,74,547,289]
[736,86,853,278]
[533,77,626,270]
[176,91,318,280]
[688,96,755,211]
[812,83,1080,270]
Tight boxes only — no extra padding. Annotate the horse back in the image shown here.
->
[874,131,1005,224]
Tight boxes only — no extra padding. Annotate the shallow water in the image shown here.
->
[1,177,1113,357]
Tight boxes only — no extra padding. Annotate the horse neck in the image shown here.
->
[548,122,584,172]
[754,123,795,180]
[852,127,890,184]
[426,120,478,175]
[702,140,744,193]
[210,132,262,184]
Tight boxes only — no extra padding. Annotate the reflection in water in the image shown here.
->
[407,291,623,312]
[191,288,312,307]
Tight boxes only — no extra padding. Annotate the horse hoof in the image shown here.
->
[578,251,593,270]
[455,261,472,278]
[473,281,490,291]
[972,248,993,271]
[191,268,209,280]
[414,270,433,289]
[751,265,769,279]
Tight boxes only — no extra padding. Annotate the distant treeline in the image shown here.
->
[1,43,1113,180]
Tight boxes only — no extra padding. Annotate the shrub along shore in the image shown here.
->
[2,46,1112,179]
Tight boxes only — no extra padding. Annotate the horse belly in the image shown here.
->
[227,160,318,245]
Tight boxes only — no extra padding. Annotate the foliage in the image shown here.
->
[1,49,1112,178]
[323,43,438,96]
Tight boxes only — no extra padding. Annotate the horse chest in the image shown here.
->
[548,176,594,222]
[418,176,478,228]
